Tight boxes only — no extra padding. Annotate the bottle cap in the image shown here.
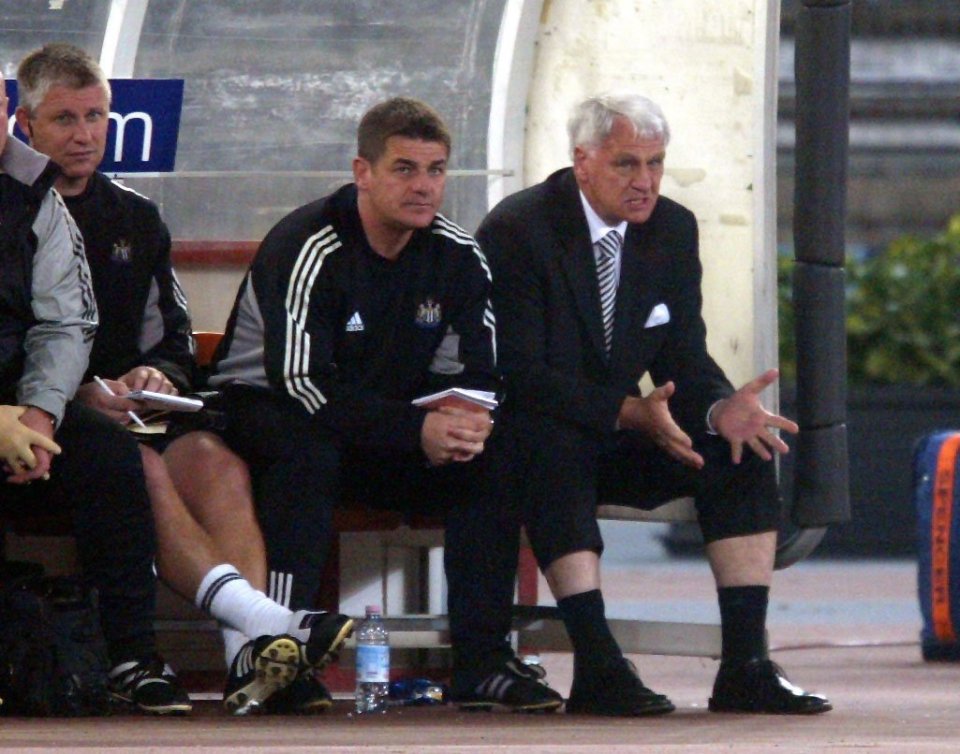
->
[365,605,381,615]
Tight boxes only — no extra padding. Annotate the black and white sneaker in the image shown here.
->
[289,610,355,670]
[453,657,563,712]
[108,655,193,715]
[223,634,301,716]
[263,669,334,715]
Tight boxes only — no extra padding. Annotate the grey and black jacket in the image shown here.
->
[0,138,98,425]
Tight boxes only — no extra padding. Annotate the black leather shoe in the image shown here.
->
[567,658,675,716]
[708,658,832,714]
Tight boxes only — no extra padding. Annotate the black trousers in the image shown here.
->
[503,411,781,569]
[0,402,158,664]
[219,386,519,665]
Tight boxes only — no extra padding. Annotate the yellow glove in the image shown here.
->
[0,405,62,473]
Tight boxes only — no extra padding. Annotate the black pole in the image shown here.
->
[791,0,852,527]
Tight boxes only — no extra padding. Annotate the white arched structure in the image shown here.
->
[486,0,545,208]
[99,0,150,78]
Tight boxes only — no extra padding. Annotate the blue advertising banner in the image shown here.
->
[4,78,184,173]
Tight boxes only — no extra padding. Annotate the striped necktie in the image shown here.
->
[596,229,622,353]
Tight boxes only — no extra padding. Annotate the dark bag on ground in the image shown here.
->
[0,571,111,715]
[915,430,960,661]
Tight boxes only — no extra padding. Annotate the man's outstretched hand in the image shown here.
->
[709,368,798,464]
[618,382,704,469]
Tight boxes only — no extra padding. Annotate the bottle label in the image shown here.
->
[356,644,389,683]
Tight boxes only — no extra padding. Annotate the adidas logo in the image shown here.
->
[345,312,364,332]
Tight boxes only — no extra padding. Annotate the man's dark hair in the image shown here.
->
[357,97,451,163]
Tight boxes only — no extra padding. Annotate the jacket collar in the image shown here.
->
[0,138,59,197]
[544,168,668,367]
[547,169,609,359]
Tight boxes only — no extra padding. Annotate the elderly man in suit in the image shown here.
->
[476,93,831,717]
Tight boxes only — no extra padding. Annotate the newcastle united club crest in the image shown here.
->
[415,298,442,328]
[111,239,132,263]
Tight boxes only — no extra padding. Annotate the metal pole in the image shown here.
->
[790,0,852,530]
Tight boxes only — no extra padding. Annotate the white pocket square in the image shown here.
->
[644,303,671,328]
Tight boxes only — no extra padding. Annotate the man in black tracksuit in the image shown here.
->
[210,97,564,711]
[0,83,165,701]
[62,170,194,392]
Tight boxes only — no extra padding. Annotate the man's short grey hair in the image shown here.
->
[567,94,670,157]
[16,43,111,115]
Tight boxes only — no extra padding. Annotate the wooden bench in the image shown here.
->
[1,243,825,685]
[3,322,820,669]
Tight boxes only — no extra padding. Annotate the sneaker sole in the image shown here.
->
[108,691,194,715]
[457,699,563,713]
[263,696,334,715]
[293,697,334,714]
[305,617,355,670]
[224,636,302,716]
[263,673,334,715]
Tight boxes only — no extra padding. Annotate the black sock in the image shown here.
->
[557,589,622,674]
[718,585,770,664]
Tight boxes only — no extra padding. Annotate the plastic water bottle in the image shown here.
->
[354,605,389,714]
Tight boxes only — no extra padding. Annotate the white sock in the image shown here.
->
[264,570,330,644]
[221,625,249,670]
[196,564,293,639]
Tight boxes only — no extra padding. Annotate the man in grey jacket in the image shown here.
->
[0,74,191,714]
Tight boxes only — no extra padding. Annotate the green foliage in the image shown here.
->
[779,214,960,387]
[777,254,797,383]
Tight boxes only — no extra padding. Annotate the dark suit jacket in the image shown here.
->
[477,167,733,438]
